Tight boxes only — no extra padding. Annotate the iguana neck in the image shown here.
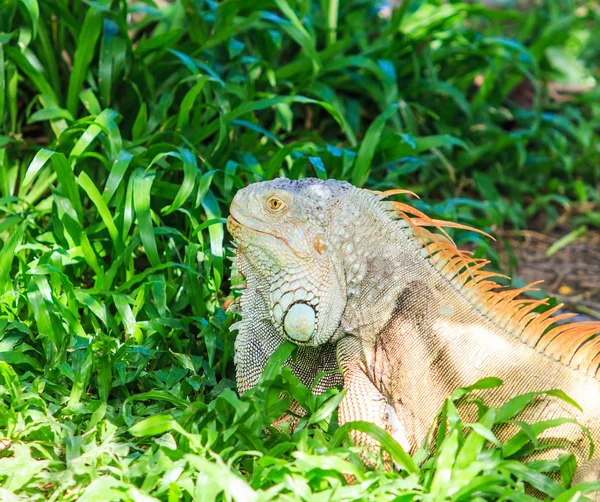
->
[333,190,437,338]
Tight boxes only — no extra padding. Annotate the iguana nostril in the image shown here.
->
[283,302,316,342]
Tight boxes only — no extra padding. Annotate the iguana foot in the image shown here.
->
[337,336,414,471]
[386,402,412,454]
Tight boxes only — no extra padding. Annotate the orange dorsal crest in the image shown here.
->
[378,188,600,378]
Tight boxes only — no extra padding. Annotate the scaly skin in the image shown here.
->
[226,177,600,490]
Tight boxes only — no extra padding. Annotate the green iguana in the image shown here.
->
[226,177,600,488]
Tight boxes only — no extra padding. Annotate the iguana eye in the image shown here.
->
[267,196,285,213]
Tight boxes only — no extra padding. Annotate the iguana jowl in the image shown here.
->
[226,177,600,485]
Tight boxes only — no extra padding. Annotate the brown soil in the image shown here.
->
[495,228,600,322]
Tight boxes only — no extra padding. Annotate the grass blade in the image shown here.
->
[66,6,104,115]
[352,103,399,186]
[0,219,27,293]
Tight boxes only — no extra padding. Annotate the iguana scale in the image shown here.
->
[226,177,600,488]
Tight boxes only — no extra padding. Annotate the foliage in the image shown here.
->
[0,0,599,500]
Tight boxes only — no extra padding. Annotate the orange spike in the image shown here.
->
[521,305,564,346]
[390,202,457,245]
[380,186,600,377]
[411,218,495,240]
[509,302,549,335]
[377,188,420,199]
[535,321,583,353]
[545,327,599,364]
[498,302,537,329]
[571,336,600,370]
[586,351,600,377]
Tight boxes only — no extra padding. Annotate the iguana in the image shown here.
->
[226,177,600,488]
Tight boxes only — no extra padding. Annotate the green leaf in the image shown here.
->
[0,45,5,127]
[77,171,122,253]
[176,77,207,131]
[430,429,459,495]
[103,150,133,204]
[271,0,320,74]
[496,389,582,425]
[0,219,26,293]
[4,46,58,102]
[352,103,399,186]
[258,342,296,386]
[132,168,160,268]
[0,361,23,407]
[19,0,39,38]
[335,420,420,475]
[553,482,600,502]
[129,415,178,437]
[66,7,104,115]
[380,134,469,165]
[161,148,199,216]
[307,389,345,425]
[185,455,258,502]
[546,226,588,257]
[131,102,147,141]
[464,423,500,446]
[27,107,74,123]
[451,377,503,401]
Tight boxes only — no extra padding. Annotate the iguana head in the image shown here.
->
[227,178,352,346]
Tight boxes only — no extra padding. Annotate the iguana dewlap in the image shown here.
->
[226,177,600,487]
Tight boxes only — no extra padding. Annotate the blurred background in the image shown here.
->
[0,1,599,499]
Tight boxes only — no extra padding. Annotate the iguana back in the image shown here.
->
[227,177,600,488]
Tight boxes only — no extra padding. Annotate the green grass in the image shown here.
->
[0,0,599,500]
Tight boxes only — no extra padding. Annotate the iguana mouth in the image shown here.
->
[226,214,308,258]
[227,213,286,243]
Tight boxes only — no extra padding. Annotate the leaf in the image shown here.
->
[27,107,74,123]
[0,361,23,408]
[271,0,320,74]
[66,6,104,115]
[129,415,178,437]
[0,219,27,293]
[464,423,500,446]
[352,103,399,186]
[258,342,296,386]
[0,350,42,371]
[293,451,365,480]
[502,418,593,458]
[103,150,133,204]
[307,389,345,425]
[553,482,600,502]
[496,389,582,424]
[380,134,469,165]
[558,453,577,488]
[0,46,6,125]
[546,226,588,257]
[501,461,564,498]
[69,108,120,159]
[132,102,147,141]
[216,95,354,146]
[335,420,420,475]
[19,0,39,38]
[161,148,199,215]
[185,455,258,502]
[176,77,207,131]
[430,429,459,495]
[132,168,160,268]
[451,377,503,401]
[4,46,58,102]
[201,189,224,259]
[77,171,122,253]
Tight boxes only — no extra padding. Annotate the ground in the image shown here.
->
[499,229,600,322]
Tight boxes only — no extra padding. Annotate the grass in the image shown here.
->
[0,0,599,500]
